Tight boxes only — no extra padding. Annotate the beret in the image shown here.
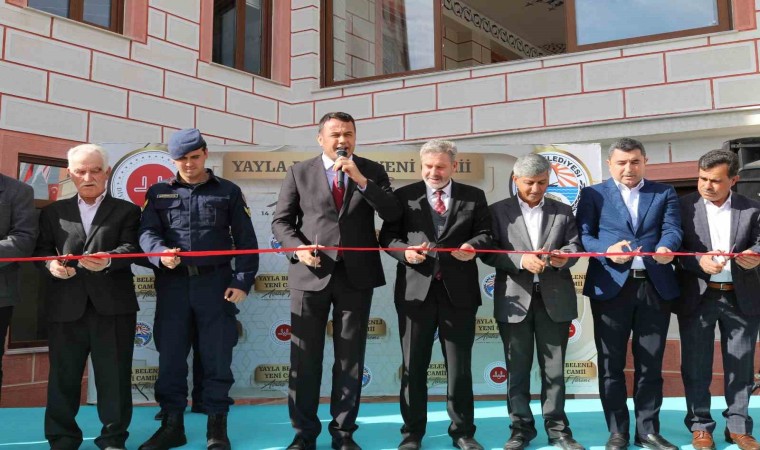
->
[168,128,206,159]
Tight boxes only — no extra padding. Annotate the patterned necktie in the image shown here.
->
[433,190,446,215]
[332,173,345,211]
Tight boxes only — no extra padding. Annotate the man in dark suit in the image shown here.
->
[675,150,760,450]
[271,112,401,450]
[379,139,492,450]
[481,153,584,450]
[576,138,682,450]
[36,144,141,450]
[0,173,37,404]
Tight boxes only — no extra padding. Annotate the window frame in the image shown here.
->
[212,0,272,78]
[321,0,443,87]
[565,0,732,53]
[7,154,68,351]
[27,0,125,33]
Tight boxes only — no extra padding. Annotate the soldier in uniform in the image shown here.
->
[138,128,259,450]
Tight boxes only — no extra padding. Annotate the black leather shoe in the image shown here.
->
[139,413,188,450]
[207,414,230,450]
[504,434,532,450]
[550,436,585,450]
[454,436,485,450]
[398,436,422,450]
[286,436,316,450]
[606,433,630,450]
[332,436,362,450]
[634,434,677,450]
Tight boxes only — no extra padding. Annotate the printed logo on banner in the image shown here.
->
[568,319,582,344]
[474,317,500,343]
[269,235,290,259]
[269,320,291,346]
[481,273,495,299]
[565,361,597,385]
[362,366,372,388]
[252,364,290,391]
[109,147,176,206]
[484,361,508,389]
[510,149,592,213]
[255,273,289,299]
[134,322,153,348]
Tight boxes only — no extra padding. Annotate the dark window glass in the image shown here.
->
[27,0,123,32]
[213,0,271,77]
[82,0,112,29]
[27,0,70,17]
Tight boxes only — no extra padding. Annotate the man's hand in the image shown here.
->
[160,248,181,269]
[451,243,476,261]
[49,257,76,279]
[78,252,111,271]
[607,240,639,264]
[549,250,569,268]
[522,252,547,274]
[405,242,429,265]
[295,244,323,268]
[735,249,760,270]
[224,287,247,303]
[652,247,674,264]
[333,157,368,189]
[699,250,727,275]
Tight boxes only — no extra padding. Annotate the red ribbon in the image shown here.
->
[0,248,748,264]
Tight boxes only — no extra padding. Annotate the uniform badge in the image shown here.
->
[156,193,180,199]
[242,193,252,217]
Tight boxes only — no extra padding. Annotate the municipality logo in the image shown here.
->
[109,147,176,206]
[481,273,495,299]
[134,321,153,348]
[269,320,292,346]
[362,366,372,388]
[510,149,592,213]
[568,319,582,344]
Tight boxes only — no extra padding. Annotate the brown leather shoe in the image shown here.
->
[691,431,715,450]
[725,431,760,450]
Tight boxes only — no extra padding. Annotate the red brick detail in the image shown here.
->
[0,130,78,175]
[33,353,50,383]
[123,0,149,44]
[733,0,757,31]
[3,353,33,384]
[5,0,27,7]
[646,161,697,181]
[199,0,213,63]
[2,382,47,407]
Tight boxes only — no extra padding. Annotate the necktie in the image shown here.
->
[332,173,345,212]
[433,190,446,215]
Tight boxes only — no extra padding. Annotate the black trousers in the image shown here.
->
[397,280,477,441]
[679,289,760,435]
[288,262,373,441]
[0,305,13,404]
[45,303,136,450]
[591,277,671,437]
[498,290,572,440]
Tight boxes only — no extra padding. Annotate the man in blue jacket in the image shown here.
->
[576,138,682,450]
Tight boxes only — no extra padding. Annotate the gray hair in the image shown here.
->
[699,149,739,177]
[419,139,457,163]
[513,153,551,178]
[608,137,646,158]
[67,144,109,169]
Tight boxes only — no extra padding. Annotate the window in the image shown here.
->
[213,0,272,77]
[322,0,733,86]
[8,155,69,349]
[27,0,124,33]
[566,0,731,52]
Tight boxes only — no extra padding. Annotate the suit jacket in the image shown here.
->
[0,174,38,307]
[576,178,683,301]
[271,154,401,292]
[35,195,141,322]
[676,191,760,316]
[379,180,492,308]
[481,197,581,323]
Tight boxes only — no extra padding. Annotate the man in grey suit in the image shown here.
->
[0,173,37,404]
[481,153,584,450]
[272,112,401,450]
[675,149,760,450]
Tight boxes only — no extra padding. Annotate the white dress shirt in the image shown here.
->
[78,192,106,236]
[704,194,733,282]
[425,181,452,212]
[613,178,646,270]
[518,196,544,282]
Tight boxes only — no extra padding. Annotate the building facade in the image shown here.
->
[1,0,760,406]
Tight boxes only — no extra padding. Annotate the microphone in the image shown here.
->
[336,147,347,189]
